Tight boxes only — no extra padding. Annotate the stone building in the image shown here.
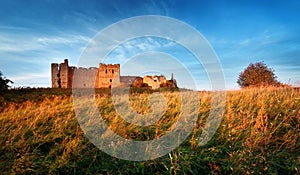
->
[143,75,167,89]
[51,59,177,89]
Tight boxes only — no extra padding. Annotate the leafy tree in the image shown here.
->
[0,71,13,90]
[237,62,280,88]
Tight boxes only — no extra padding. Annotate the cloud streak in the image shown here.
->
[0,33,90,53]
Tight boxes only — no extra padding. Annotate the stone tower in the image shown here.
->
[96,63,120,88]
[51,63,59,88]
[59,59,69,88]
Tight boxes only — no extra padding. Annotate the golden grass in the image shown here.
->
[0,87,299,174]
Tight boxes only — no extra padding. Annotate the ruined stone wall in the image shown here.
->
[120,76,149,87]
[51,59,121,88]
[68,67,75,88]
[143,75,167,89]
[73,67,98,88]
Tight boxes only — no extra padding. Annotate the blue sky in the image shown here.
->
[0,0,299,89]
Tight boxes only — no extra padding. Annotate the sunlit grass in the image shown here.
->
[0,87,299,174]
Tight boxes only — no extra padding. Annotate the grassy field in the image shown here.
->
[0,87,299,174]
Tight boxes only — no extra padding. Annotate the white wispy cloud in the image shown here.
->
[124,37,176,51]
[107,36,177,62]
[0,33,91,53]
[10,72,49,81]
[0,25,28,31]
[36,35,90,45]
[6,70,51,88]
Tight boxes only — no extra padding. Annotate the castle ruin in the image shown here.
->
[51,59,177,89]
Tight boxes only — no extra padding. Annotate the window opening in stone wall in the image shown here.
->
[110,79,112,82]
[112,69,114,74]
[105,69,107,74]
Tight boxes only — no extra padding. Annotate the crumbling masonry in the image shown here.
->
[51,59,177,89]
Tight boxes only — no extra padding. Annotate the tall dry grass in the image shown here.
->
[0,87,299,174]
